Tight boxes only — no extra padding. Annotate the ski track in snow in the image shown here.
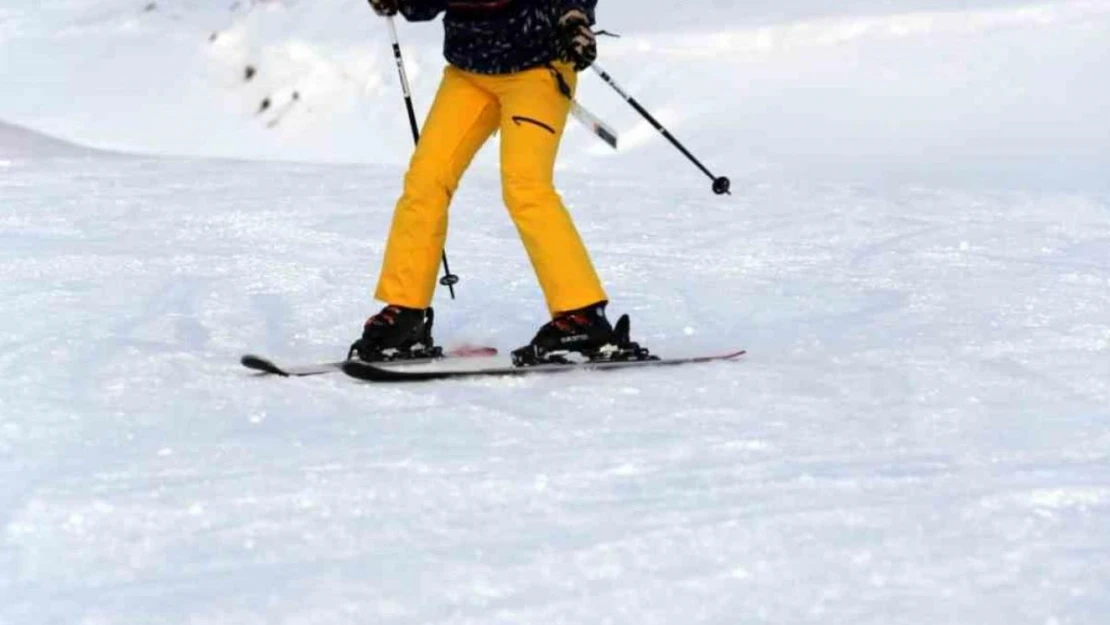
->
[2,0,1110,623]
[1,154,1109,624]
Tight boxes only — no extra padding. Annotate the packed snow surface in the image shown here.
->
[2,1,1109,624]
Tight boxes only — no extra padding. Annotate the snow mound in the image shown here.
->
[0,119,97,160]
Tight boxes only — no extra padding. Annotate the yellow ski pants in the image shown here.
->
[374,62,607,315]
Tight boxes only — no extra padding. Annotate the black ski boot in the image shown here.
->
[348,305,444,362]
[511,301,655,366]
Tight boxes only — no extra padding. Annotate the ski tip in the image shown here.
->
[241,354,289,377]
[709,350,747,363]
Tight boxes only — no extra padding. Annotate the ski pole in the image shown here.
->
[385,15,460,297]
[591,63,731,196]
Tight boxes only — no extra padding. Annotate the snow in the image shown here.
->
[0,120,99,160]
[2,1,1109,624]
[2,0,1108,186]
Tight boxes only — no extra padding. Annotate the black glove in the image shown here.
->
[368,0,399,16]
[558,9,596,71]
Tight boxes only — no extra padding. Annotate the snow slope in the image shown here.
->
[1,0,1107,188]
[0,120,98,160]
[2,2,1109,624]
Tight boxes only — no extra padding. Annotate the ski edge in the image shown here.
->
[242,345,500,378]
[341,350,747,383]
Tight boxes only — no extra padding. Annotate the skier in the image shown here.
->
[352,0,643,365]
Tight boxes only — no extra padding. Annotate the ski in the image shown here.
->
[242,345,499,378]
[241,355,345,377]
[341,350,746,383]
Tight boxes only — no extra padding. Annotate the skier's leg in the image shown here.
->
[374,66,500,308]
[493,63,607,315]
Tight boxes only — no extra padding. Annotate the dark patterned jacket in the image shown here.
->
[399,0,597,75]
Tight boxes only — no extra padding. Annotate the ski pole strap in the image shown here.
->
[546,64,574,99]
